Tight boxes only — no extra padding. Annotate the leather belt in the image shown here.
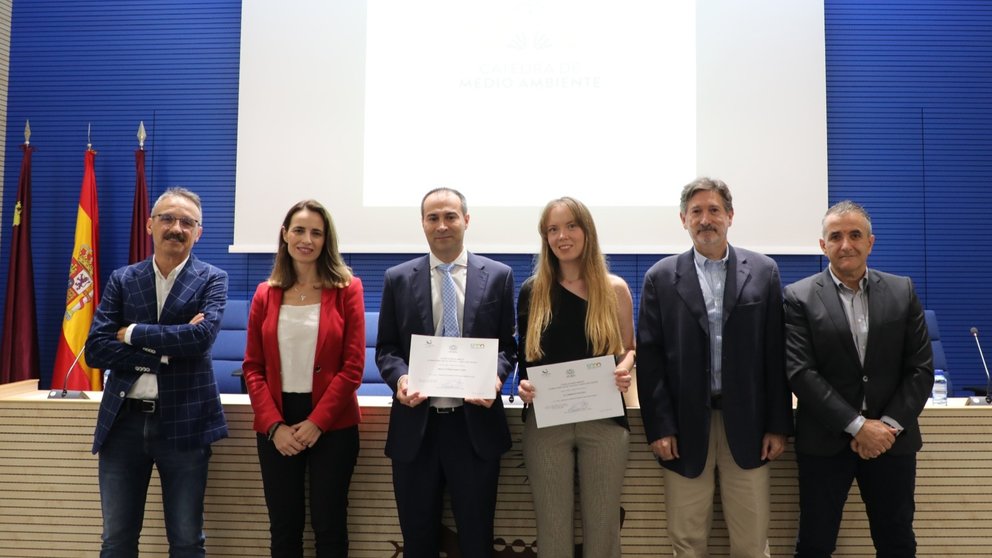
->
[431,406,462,415]
[124,398,159,414]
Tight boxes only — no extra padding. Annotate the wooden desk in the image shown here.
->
[0,380,989,557]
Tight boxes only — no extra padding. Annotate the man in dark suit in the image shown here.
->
[637,177,794,557]
[86,187,228,557]
[785,200,933,557]
[376,187,516,558]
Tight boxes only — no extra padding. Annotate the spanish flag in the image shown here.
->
[51,149,101,391]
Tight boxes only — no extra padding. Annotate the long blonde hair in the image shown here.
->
[525,197,623,361]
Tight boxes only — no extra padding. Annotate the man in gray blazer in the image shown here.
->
[637,177,793,557]
[785,200,933,557]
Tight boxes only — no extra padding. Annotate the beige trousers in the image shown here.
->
[523,416,630,558]
[662,410,772,558]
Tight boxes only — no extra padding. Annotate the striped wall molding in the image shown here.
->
[0,381,990,556]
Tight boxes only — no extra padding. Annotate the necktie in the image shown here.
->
[437,263,459,337]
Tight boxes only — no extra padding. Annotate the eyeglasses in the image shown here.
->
[152,213,200,230]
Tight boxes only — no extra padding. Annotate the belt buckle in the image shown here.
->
[433,407,455,414]
[135,399,156,413]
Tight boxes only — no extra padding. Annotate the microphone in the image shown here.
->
[507,366,518,404]
[969,327,992,405]
[47,344,91,400]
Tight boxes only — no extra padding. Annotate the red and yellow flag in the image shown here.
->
[52,149,101,391]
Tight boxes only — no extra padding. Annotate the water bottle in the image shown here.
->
[932,369,948,406]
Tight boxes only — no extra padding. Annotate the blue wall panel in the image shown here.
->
[824,0,992,392]
[0,0,242,388]
[3,0,992,393]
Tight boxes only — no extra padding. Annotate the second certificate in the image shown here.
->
[527,355,624,428]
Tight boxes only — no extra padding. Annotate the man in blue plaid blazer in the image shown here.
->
[86,187,228,558]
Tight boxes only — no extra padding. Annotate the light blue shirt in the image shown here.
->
[693,247,728,395]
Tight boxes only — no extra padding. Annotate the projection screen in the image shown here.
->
[233,0,827,254]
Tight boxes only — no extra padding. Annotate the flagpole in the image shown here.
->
[130,122,152,264]
[150,110,157,198]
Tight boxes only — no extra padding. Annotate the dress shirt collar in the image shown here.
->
[152,254,190,281]
[692,246,729,268]
[827,266,869,293]
[429,249,468,271]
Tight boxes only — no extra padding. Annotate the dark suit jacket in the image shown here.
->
[376,253,516,463]
[242,279,366,435]
[784,268,934,456]
[87,254,229,453]
[637,246,793,478]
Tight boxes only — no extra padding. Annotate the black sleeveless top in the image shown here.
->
[517,278,629,429]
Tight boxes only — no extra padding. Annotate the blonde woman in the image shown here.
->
[517,197,635,558]
[243,199,365,557]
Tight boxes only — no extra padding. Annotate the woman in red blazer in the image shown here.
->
[243,199,365,558]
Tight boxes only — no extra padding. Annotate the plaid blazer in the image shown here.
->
[87,254,229,453]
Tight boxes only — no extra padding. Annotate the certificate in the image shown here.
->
[527,355,623,428]
[407,334,499,399]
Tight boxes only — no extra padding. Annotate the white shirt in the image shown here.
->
[277,303,320,393]
[125,256,190,399]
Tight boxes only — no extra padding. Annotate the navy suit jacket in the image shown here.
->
[784,268,933,456]
[637,246,794,478]
[88,254,229,454]
[376,253,515,463]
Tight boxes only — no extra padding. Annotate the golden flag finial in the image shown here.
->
[24,120,30,145]
[137,121,147,149]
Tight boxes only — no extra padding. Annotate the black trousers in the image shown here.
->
[795,449,917,558]
[391,408,501,558]
[256,392,359,558]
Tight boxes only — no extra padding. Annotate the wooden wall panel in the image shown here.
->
[0,381,989,556]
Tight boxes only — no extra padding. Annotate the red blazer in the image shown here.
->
[243,279,366,435]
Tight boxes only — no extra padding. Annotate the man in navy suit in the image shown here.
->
[636,178,793,557]
[785,201,933,557]
[376,187,515,558]
[86,187,228,557]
